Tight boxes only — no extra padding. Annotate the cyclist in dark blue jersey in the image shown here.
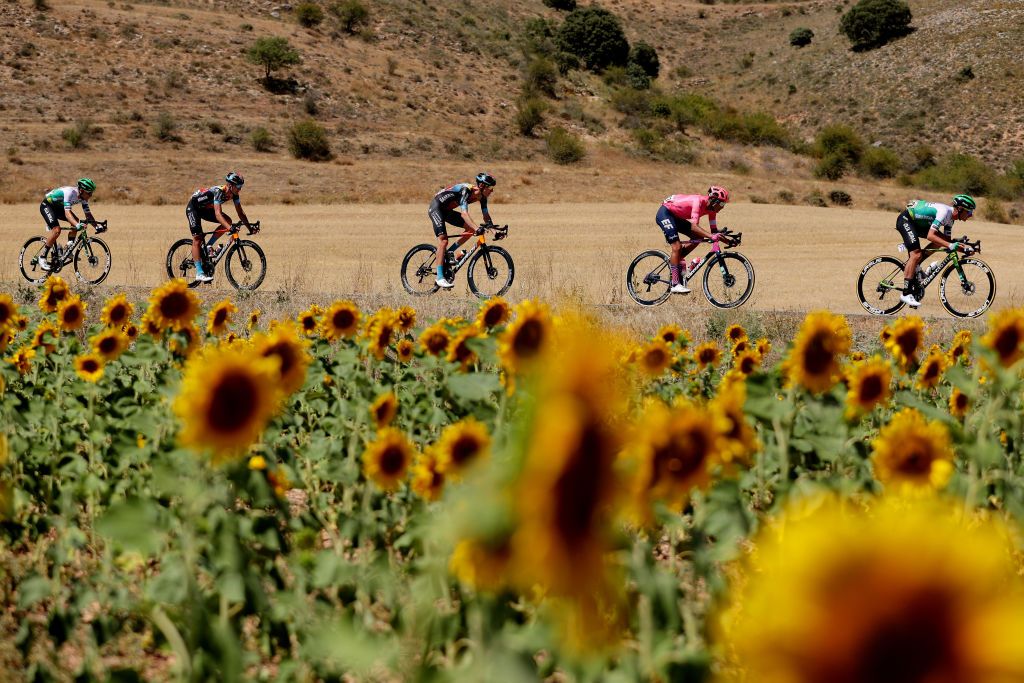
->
[186,172,252,282]
[428,172,496,288]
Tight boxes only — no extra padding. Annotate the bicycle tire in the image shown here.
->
[939,258,996,318]
[401,244,440,296]
[19,236,50,284]
[225,240,267,291]
[857,255,907,315]
[73,237,112,285]
[702,252,755,309]
[166,238,202,288]
[467,246,514,299]
[626,250,672,306]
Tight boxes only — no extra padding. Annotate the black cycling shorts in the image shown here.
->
[428,201,465,238]
[656,205,692,245]
[896,210,929,252]
[40,201,66,231]
[186,198,218,237]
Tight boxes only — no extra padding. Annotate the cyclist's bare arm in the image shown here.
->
[458,210,479,233]
[926,228,955,250]
[688,221,714,241]
[213,204,234,232]
[236,203,251,228]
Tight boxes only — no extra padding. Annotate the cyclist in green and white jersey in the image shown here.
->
[39,178,100,272]
[895,194,976,308]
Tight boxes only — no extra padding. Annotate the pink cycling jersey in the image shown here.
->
[662,194,718,231]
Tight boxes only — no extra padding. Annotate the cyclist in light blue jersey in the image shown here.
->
[895,194,976,308]
[428,172,496,288]
[186,172,252,282]
[39,178,100,271]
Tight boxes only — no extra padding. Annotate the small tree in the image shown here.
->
[288,120,332,161]
[294,2,324,28]
[839,0,912,50]
[332,0,369,34]
[555,7,630,72]
[789,27,814,48]
[546,127,586,164]
[247,37,301,83]
[628,41,660,78]
[515,97,546,136]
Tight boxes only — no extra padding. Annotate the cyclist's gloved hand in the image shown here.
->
[963,246,975,256]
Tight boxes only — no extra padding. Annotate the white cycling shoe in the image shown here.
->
[195,271,214,283]
[435,278,455,289]
[670,283,691,294]
[899,293,922,308]
[38,257,51,271]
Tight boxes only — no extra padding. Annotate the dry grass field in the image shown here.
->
[3,201,1021,320]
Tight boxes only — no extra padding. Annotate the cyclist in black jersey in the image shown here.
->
[186,172,252,282]
[429,172,496,288]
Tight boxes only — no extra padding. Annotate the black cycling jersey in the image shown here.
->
[191,185,240,209]
[433,183,488,214]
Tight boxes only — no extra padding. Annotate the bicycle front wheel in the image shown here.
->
[73,237,111,285]
[467,246,514,299]
[225,240,267,291]
[703,252,755,309]
[939,259,995,318]
[857,255,906,315]
[19,236,49,284]
[401,244,440,296]
[626,250,671,306]
[166,238,202,288]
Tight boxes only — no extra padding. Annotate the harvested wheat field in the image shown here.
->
[2,201,1021,315]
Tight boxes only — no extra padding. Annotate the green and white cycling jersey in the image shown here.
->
[44,186,91,213]
[907,200,954,237]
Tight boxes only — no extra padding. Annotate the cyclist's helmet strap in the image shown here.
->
[225,171,244,189]
[708,185,730,204]
[951,194,976,212]
[475,172,496,187]
[77,177,96,193]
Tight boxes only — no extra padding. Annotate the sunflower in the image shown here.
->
[948,329,972,365]
[733,349,761,376]
[410,450,446,502]
[849,349,866,362]
[38,275,69,313]
[362,427,414,491]
[0,330,11,353]
[91,329,127,361]
[844,356,892,419]
[498,299,552,375]
[447,326,481,370]
[754,337,771,358]
[100,293,133,328]
[167,324,200,358]
[148,279,200,332]
[74,353,105,382]
[320,300,360,341]
[949,387,970,419]
[394,338,414,363]
[419,323,451,356]
[636,338,674,377]
[709,382,759,466]
[56,296,87,333]
[252,323,311,396]
[365,311,397,360]
[731,339,750,357]
[395,305,416,332]
[0,294,18,331]
[693,341,723,369]
[140,311,163,338]
[981,308,1024,368]
[247,308,261,332]
[206,299,237,336]
[871,408,955,494]
[123,323,139,342]
[6,346,35,375]
[450,534,514,594]
[916,348,949,390]
[883,316,925,371]
[32,321,59,354]
[719,497,1024,683]
[656,323,687,347]
[435,418,491,479]
[174,345,282,460]
[477,297,512,330]
[369,391,398,428]
[296,304,322,336]
[784,311,852,393]
[725,323,748,345]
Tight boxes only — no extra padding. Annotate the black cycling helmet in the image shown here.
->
[475,172,496,187]
[225,171,244,189]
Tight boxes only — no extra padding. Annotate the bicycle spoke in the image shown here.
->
[940,260,995,318]
[626,251,671,306]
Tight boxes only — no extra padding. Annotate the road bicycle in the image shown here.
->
[165,221,266,290]
[19,219,111,285]
[856,236,994,318]
[401,224,513,298]
[626,228,755,308]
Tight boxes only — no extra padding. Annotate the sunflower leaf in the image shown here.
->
[95,498,166,556]
[446,373,501,401]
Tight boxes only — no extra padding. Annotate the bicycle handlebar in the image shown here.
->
[231,220,261,235]
[955,236,981,254]
[477,223,509,240]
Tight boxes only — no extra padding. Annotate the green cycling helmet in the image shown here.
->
[951,194,976,212]
[77,178,96,193]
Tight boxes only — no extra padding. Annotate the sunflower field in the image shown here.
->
[5,276,1024,682]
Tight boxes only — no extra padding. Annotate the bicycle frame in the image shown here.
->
[440,225,505,277]
[57,221,105,265]
[879,242,978,295]
[199,221,260,268]
[643,231,741,286]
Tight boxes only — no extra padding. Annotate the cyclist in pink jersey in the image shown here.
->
[656,186,730,293]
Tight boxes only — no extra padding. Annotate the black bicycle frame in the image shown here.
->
[646,233,740,285]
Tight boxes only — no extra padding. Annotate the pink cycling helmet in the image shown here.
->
[708,186,730,204]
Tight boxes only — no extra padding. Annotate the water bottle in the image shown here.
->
[924,260,940,276]
[688,256,702,272]
[211,244,224,259]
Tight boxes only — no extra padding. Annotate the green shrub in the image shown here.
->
[628,41,660,78]
[61,120,93,149]
[522,18,556,57]
[984,198,1010,224]
[525,57,558,97]
[839,0,912,50]
[789,27,814,47]
[553,51,580,75]
[555,7,630,72]
[153,112,179,142]
[829,190,853,206]
[907,145,936,173]
[912,153,997,197]
[331,0,369,34]
[251,127,274,152]
[294,1,324,27]
[861,146,901,178]
[542,0,575,9]
[814,124,864,164]
[515,97,546,136]
[737,111,789,147]
[247,37,301,82]
[609,87,651,117]
[814,153,849,181]
[288,119,333,161]
[626,62,651,90]
[546,126,586,164]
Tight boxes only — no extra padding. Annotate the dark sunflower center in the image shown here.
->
[860,375,884,402]
[450,435,481,466]
[740,356,756,374]
[954,394,968,411]
[63,306,81,325]
[484,305,506,327]
[0,304,11,326]
[82,359,99,373]
[264,343,296,376]
[803,332,833,375]
[699,349,716,364]
[898,444,933,475]
[302,316,316,331]
[922,362,940,382]
[333,310,354,330]
[159,292,191,320]
[213,309,228,327]
[995,327,1020,360]
[512,319,543,358]
[645,348,668,369]
[374,401,393,423]
[896,331,920,360]
[654,428,708,483]
[376,324,393,348]
[553,418,605,547]
[379,445,406,475]
[454,340,474,362]
[428,333,447,353]
[109,304,127,324]
[207,370,259,433]
[99,337,117,354]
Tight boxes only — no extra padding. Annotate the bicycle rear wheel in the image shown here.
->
[166,238,202,288]
[73,237,111,285]
[857,256,906,315]
[467,246,514,299]
[702,252,755,309]
[626,250,672,306]
[401,244,440,296]
[939,259,995,318]
[225,240,267,291]
[19,236,49,284]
